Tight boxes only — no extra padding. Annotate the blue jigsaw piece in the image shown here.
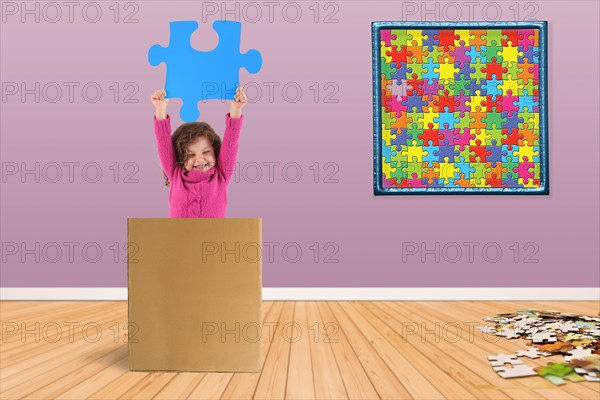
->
[148,20,262,122]
[423,145,438,163]
[382,141,397,160]
[456,161,470,177]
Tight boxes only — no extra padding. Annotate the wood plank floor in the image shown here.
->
[1,301,598,399]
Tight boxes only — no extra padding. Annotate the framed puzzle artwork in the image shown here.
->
[372,21,548,195]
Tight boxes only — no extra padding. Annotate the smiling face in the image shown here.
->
[184,136,216,172]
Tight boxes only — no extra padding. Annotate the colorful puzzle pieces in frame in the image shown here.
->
[372,22,548,194]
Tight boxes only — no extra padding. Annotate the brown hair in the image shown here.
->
[162,122,222,187]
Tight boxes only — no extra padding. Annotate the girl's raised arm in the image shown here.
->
[151,90,177,180]
[217,113,244,183]
[218,87,247,183]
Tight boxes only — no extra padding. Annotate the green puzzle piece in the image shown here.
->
[471,163,487,180]
[535,363,585,386]
[487,129,503,146]
[451,78,472,95]
[382,107,396,130]
[484,113,506,129]
[486,30,503,46]
[408,63,425,77]
[381,60,396,79]
[390,161,408,182]
[455,115,471,129]
[456,146,470,163]
[537,362,573,377]
[390,29,411,47]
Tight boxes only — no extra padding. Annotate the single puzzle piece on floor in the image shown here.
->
[582,372,600,382]
[527,330,557,344]
[149,20,262,122]
[539,341,573,354]
[515,347,552,359]
[493,364,537,378]
[572,337,593,347]
[534,362,584,385]
[487,353,523,367]
[496,327,520,340]
[560,321,580,333]
[565,346,594,362]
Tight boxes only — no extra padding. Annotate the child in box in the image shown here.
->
[150,87,247,218]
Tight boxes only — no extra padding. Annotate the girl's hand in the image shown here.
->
[151,89,168,120]
[230,86,247,118]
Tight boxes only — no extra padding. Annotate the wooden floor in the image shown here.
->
[1,301,598,399]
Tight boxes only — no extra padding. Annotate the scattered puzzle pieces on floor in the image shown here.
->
[373,22,548,194]
[149,20,262,122]
[478,309,600,385]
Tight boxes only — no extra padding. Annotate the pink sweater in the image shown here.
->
[153,113,244,218]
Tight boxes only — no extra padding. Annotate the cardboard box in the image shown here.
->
[127,218,262,372]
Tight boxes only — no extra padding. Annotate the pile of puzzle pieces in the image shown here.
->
[379,28,542,188]
[478,309,600,385]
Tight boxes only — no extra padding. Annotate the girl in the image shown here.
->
[150,87,247,218]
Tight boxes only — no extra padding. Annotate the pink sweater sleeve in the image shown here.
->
[153,114,177,181]
[217,113,244,183]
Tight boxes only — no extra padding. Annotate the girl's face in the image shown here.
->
[184,136,216,172]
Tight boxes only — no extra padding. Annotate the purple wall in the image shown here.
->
[2,1,598,288]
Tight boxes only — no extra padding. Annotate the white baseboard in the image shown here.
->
[1,287,598,301]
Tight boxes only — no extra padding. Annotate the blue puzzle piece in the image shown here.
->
[466,46,486,63]
[391,62,413,83]
[382,141,397,160]
[435,145,457,162]
[391,129,408,147]
[423,146,438,163]
[404,95,427,112]
[456,161,470,177]
[484,76,502,96]
[149,20,262,122]
[436,111,459,129]
[488,146,502,162]
[502,111,524,129]
[517,93,537,112]
[422,58,440,84]
[422,31,439,47]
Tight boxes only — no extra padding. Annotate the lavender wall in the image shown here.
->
[2,1,598,288]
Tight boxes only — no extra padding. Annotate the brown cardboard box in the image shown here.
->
[127,218,262,372]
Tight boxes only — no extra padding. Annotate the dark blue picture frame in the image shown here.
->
[372,21,549,195]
